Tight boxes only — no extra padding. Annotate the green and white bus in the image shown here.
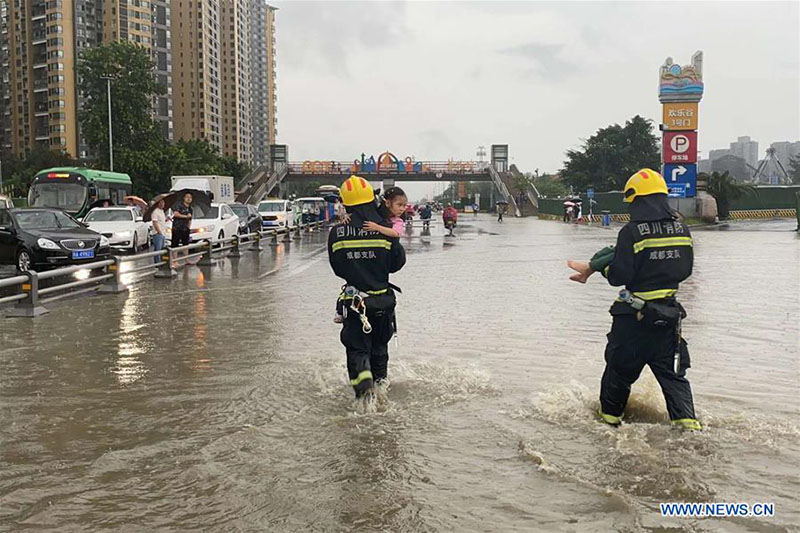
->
[28,167,133,218]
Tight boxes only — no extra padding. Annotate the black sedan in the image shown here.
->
[0,208,111,272]
[229,203,262,236]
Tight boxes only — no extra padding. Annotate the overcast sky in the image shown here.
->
[273,1,800,199]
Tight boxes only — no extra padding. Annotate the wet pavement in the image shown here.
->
[1,216,798,531]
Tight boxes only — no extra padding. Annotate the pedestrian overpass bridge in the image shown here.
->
[236,150,537,216]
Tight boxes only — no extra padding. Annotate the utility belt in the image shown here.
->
[338,284,400,334]
[616,289,685,328]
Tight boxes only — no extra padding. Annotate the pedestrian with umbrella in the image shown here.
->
[563,200,575,223]
[496,200,509,222]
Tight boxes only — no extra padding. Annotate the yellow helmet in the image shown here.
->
[623,168,668,203]
[340,175,374,207]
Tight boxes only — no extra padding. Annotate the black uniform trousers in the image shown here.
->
[340,292,396,397]
[600,314,696,421]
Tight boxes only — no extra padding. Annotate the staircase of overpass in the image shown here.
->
[235,165,288,204]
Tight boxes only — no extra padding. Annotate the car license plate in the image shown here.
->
[72,250,95,259]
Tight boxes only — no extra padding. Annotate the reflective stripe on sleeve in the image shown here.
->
[332,239,392,252]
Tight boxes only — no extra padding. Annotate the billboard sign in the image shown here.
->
[663,163,697,198]
[662,102,698,130]
[663,131,698,164]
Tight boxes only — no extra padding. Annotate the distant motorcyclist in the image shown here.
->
[419,203,433,230]
[567,169,700,431]
[442,205,458,236]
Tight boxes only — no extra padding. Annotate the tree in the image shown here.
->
[78,41,163,169]
[704,171,756,220]
[532,173,568,198]
[789,154,800,185]
[560,115,660,192]
[0,146,79,197]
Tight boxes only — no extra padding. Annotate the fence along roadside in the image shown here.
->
[1,221,326,318]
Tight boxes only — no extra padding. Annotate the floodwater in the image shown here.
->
[1,216,798,532]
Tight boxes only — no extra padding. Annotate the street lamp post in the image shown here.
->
[101,76,114,171]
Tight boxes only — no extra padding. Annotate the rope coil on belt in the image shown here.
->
[350,293,373,334]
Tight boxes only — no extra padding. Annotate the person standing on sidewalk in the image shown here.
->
[171,193,193,248]
[150,198,168,263]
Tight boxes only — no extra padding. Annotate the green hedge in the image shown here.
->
[729,186,800,210]
[539,186,800,216]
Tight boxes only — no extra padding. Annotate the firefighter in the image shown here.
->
[567,169,701,430]
[329,175,406,401]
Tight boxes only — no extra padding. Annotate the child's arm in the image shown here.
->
[363,220,399,238]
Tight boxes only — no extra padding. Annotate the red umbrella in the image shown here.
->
[124,195,148,210]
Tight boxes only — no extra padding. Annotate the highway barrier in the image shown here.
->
[1,220,327,318]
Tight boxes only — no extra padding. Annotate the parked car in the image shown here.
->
[257,198,294,229]
[186,203,239,243]
[83,206,150,252]
[229,203,262,235]
[0,207,110,272]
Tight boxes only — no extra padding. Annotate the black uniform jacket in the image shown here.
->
[602,195,693,315]
[328,222,406,294]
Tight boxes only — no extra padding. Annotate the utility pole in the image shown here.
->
[101,76,114,171]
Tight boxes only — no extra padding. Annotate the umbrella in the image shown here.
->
[563,200,576,207]
[143,189,212,222]
[316,184,339,195]
[123,195,147,210]
[88,198,113,211]
[496,200,509,205]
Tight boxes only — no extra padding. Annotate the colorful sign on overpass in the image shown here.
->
[296,152,485,175]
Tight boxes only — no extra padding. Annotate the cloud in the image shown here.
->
[498,42,578,81]
[275,1,410,78]
[417,129,458,156]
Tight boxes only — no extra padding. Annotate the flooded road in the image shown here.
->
[1,217,798,531]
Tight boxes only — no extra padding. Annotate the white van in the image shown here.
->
[170,175,235,204]
[257,198,294,229]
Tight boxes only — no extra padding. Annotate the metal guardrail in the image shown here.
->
[1,220,328,318]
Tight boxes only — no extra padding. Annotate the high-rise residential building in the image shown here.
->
[2,0,274,164]
[171,0,222,150]
[708,148,730,161]
[248,1,276,166]
[174,0,276,165]
[220,0,252,162]
[729,136,758,171]
[101,0,172,143]
[770,141,800,168]
[1,0,88,157]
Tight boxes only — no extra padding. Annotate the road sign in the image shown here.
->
[662,102,698,130]
[663,163,697,198]
[586,188,594,199]
[663,131,697,164]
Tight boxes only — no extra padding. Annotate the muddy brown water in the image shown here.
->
[1,217,798,531]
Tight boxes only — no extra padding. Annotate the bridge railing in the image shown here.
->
[1,220,329,318]
[286,161,491,175]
